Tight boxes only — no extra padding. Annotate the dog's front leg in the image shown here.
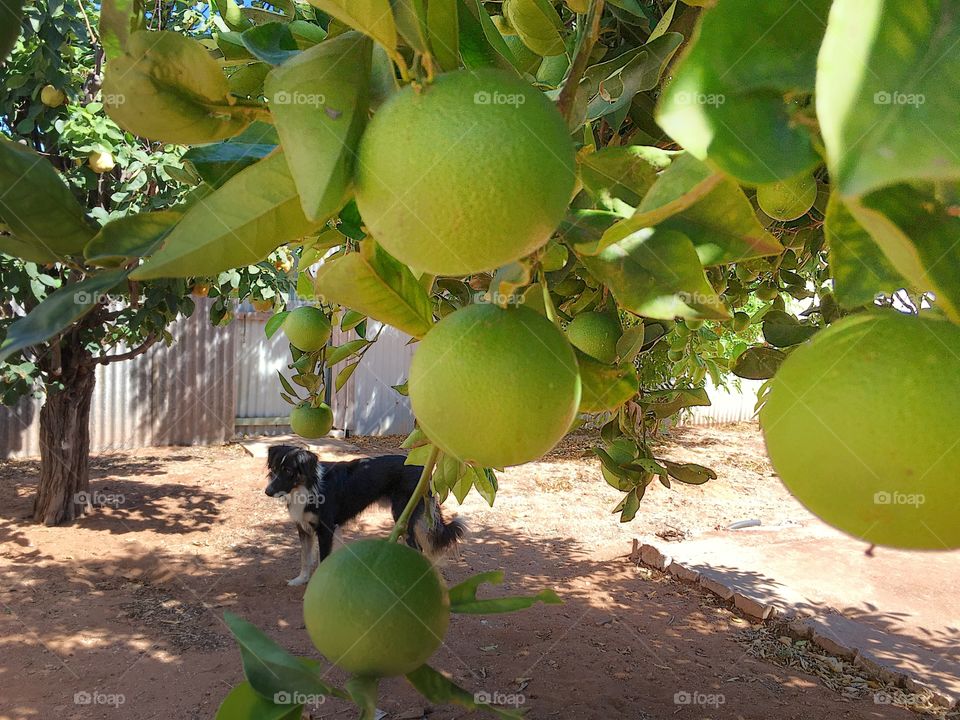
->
[288,526,315,586]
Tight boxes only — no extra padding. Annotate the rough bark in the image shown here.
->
[32,335,96,526]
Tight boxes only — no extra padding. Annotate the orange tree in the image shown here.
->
[1,0,958,715]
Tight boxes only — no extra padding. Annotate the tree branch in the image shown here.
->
[94,334,158,366]
[557,0,606,121]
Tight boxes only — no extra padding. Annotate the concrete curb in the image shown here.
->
[631,541,956,710]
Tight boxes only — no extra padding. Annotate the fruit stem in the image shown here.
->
[388,444,440,544]
[557,0,606,121]
[540,271,561,329]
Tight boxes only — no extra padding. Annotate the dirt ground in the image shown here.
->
[0,423,919,719]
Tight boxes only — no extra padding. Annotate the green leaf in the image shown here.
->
[846,184,960,323]
[576,352,638,413]
[392,0,430,54]
[657,0,830,184]
[406,665,525,720]
[824,194,909,309]
[503,0,564,57]
[84,210,182,267]
[327,339,369,365]
[761,310,818,348]
[306,0,397,52]
[663,459,716,485]
[456,0,517,72]
[603,154,783,264]
[103,30,255,144]
[335,360,360,390]
[213,0,254,31]
[346,676,380,720]
[223,613,341,701]
[449,570,562,614]
[558,209,622,255]
[1,1,22,60]
[265,32,372,220]
[132,152,323,279]
[265,310,290,338]
[215,683,303,720]
[427,0,459,71]
[472,467,498,507]
[314,241,434,338]
[97,0,144,59]
[579,146,670,207]
[817,0,960,197]
[401,426,428,448]
[0,269,130,363]
[617,487,641,522]
[182,122,278,189]
[241,23,300,65]
[732,346,785,380]
[615,325,645,364]
[340,309,366,331]
[586,33,682,122]
[641,386,710,418]
[578,227,730,321]
[0,139,96,258]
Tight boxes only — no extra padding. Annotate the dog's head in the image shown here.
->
[265,444,318,497]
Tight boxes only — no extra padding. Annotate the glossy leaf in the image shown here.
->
[578,228,729,320]
[456,0,517,72]
[406,665,524,720]
[327,339,368,365]
[503,0,564,56]
[346,676,380,720]
[576,352,638,413]
[449,570,562,614]
[824,194,908,308]
[761,310,818,348]
[241,23,299,65]
[657,0,830,184]
[732,346,786,380]
[0,139,96,258]
[265,311,290,338]
[84,210,182,267]
[817,0,960,196]
[579,146,670,207]
[427,0,459,71]
[215,682,302,720]
[0,269,130,363]
[97,0,144,59]
[132,152,323,279]
[103,30,255,144]
[306,0,397,51]
[663,460,716,485]
[265,32,372,220]
[213,0,254,31]
[182,122,279,189]
[313,241,434,338]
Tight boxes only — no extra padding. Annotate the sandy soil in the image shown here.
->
[0,423,916,719]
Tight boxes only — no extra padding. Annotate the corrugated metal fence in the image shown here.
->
[1,303,758,459]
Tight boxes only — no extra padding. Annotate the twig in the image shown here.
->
[94,334,159,365]
[557,0,606,121]
[388,444,440,543]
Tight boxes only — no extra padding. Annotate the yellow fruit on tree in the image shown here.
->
[40,84,66,107]
[290,403,333,439]
[757,173,817,221]
[282,306,331,352]
[355,69,576,276]
[304,540,449,676]
[760,313,960,549]
[566,311,621,364]
[409,303,581,467]
[88,150,116,174]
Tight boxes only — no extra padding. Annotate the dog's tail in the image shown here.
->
[415,497,466,559]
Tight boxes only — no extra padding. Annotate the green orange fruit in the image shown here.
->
[304,540,449,676]
[283,306,331,352]
[566,311,621,364]
[355,69,576,276]
[40,84,66,107]
[409,303,581,467]
[290,403,333,439]
[757,173,817,221]
[88,150,116,174]
[760,313,960,549]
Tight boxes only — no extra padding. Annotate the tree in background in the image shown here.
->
[0,0,293,525]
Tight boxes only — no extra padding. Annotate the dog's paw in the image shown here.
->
[287,575,310,586]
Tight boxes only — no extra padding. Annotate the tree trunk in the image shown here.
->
[32,337,96,526]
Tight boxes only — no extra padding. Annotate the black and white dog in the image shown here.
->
[265,444,465,586]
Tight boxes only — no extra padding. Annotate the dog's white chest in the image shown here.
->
[286,490,308,526]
